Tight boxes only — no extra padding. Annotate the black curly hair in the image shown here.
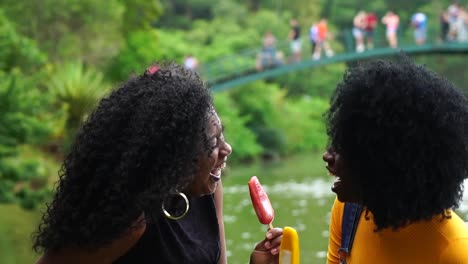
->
[33,63,214,252]
[325,56,468,231]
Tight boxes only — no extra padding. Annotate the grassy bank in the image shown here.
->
[0,204,40,264]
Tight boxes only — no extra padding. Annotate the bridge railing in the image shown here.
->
[200,27,446,86]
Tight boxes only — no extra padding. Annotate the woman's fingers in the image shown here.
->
[266,228,282,239]
[265,227,282,253]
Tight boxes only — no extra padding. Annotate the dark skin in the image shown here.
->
[323,150,361,203]
[250,228,283,264]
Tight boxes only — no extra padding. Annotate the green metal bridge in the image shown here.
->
[200,29,468,92]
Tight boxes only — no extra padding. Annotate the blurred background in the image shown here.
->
[0,0,467,263]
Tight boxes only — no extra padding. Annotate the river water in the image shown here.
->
[223,177,468,264]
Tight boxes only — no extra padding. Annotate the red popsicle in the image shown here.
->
[248,176,274,228]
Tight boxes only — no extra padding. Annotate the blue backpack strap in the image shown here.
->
[339,202,363,264]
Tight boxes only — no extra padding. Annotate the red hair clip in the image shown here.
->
[147,65,160,75]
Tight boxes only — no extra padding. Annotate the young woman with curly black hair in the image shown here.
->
[33,63,282,264]
[324,57,468,264]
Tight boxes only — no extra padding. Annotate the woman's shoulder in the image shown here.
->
[34,214,147,264]
[439,237,468,263]
[438,212,468,263]
[331,197,345,216]
[439,211,468,239]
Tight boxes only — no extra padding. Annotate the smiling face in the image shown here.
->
[187,109,232,196]
[323,149,361,203]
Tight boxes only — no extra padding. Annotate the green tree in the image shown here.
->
[278,96,329,153]
[214,92,263,162]
[120,0,163,34]
[277,63,347,98]
[0,0,159,66]
[157,0,214,28]
[0,70,62,209]
[227,80,330,158]
[229,81,289,158]
[107,29,191,81]
[0,8,46,72]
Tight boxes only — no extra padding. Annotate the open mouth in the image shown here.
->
[325,163,337,177]
[210,162,226,182]
[326,163,342,190]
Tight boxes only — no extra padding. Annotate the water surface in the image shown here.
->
[223,157,468,264]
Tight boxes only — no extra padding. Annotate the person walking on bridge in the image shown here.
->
[411,12,428,45]
[352,11,367,52]
[313,18,334,60]
[382,10,400,48]
[288,18,302,62]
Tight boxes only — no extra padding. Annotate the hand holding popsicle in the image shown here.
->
[248,176,299,264]
[250,228,283,264]
[248,176,275,229]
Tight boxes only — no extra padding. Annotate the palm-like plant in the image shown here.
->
[49,62,110,133]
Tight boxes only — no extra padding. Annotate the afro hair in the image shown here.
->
[33,63,214,252]
[325,56,468,230]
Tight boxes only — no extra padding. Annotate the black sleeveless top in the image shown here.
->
[114,195,220,264]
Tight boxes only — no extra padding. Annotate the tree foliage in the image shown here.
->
[120,0,163,34]
[0,9,46,72]
[214,93,263,161]
[0,70,64,209]
[0,0,162,66]
[1,0,467,210]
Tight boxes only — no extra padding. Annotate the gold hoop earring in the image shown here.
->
[162,192,189,220]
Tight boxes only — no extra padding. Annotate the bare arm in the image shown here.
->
[215,181,227,264]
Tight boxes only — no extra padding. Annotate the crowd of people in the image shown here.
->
[352,2,468,53]
[257,17,335,71]
[352,2,468,51]
[441,1,468,42]
[309,18,335,60]
[182,2,468,75]
[256,2,468,70]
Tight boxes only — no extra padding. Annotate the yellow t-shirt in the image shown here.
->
[327,199,468,264]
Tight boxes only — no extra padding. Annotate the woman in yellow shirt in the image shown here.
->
[323,57,468,264]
